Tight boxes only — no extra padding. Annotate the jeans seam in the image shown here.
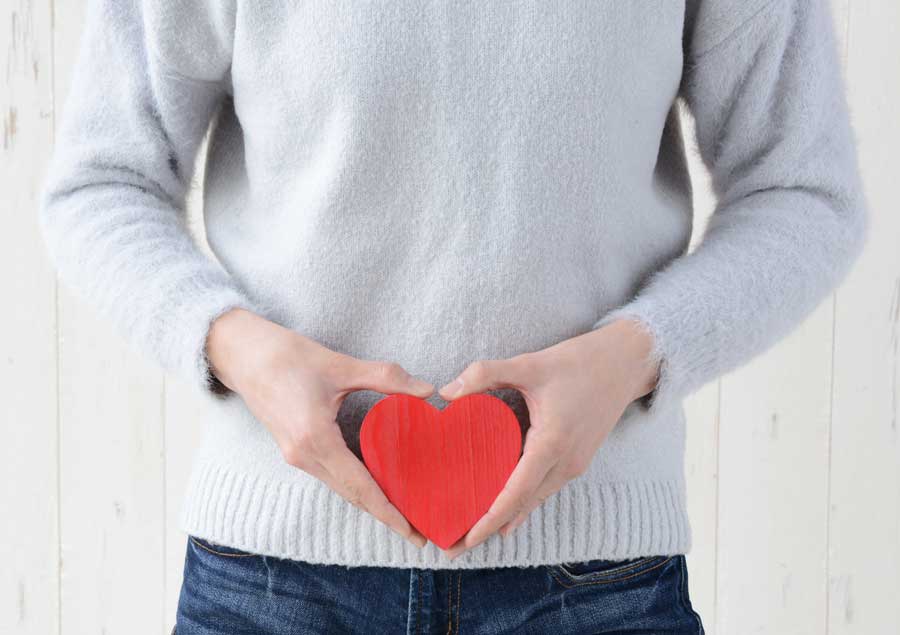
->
[190,536,258,559]
[455,572,462,634]
[548,556,673,589]
[447,572,452,635]
[416,569,422,635]
[555,555,657,582]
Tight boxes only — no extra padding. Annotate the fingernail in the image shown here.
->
[412,378,433,392]
[442,378,463,399]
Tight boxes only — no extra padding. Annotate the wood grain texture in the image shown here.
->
[828,2,900,633]
[360,394,522,550]
[0,2,58,634]
[4,3,898,633]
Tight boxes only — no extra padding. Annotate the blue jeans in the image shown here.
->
[175,535,704,634]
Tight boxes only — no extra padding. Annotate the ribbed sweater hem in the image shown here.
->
[178,457,692,569]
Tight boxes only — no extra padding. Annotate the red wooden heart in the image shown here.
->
[359,393,522,550]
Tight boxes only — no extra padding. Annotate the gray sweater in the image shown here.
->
[38,0,868,569]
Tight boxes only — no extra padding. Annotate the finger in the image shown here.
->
[278,424,427,547]
[444,439,559,558]
[498,446,596,537]
[499,463,571,537]
[439,354,535,401]
[343,359,434,398]
[318,443,428,548]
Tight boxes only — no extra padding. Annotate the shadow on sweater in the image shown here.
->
[336,387,531,461]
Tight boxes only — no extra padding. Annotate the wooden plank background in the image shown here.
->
[2,2,897,633]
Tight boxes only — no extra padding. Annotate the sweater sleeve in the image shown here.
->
[37,0,263,398]
[591,0,869,416]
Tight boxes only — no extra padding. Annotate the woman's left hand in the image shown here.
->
[438,318,660,559]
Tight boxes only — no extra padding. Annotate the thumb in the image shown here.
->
[346,359,434,398]
[439,358,526,401]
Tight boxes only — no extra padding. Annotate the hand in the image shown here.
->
[205,307,434,548]
[437,318,660,559]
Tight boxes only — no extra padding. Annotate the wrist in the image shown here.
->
[604,317,660,404]
[205,307,260,392]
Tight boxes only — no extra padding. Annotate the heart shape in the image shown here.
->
[360,393,522,550]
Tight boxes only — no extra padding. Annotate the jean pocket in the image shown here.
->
[547,555,671,588]
[189,535,260,559]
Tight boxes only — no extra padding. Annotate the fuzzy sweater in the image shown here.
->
[38,0,868,569]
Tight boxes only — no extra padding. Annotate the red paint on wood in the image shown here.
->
[360,393,522,550]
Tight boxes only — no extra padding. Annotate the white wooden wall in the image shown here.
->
[2,2,897,633]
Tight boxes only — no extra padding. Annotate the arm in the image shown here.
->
[436,0,870,557]
[38,0,438,546]
[37,0,263,397]
[591,0,869,415]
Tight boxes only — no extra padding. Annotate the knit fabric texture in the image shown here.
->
[37,0,868,569]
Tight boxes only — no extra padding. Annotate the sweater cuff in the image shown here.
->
[183,282,263,400]
[590,298,696,417]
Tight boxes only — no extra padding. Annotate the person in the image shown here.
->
[37,0,867,633]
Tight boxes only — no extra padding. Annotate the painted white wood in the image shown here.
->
[51,4,167,634]
[0,2,59,634]
[828,2,900,633]
[716,304,834,635]
[3,3,899,634]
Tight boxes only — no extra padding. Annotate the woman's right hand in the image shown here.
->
[205,308,432,548]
